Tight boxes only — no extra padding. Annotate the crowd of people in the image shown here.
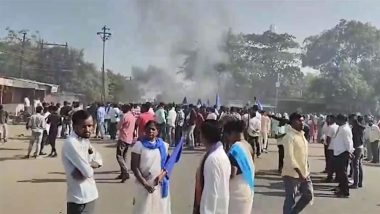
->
[3,99,380,214]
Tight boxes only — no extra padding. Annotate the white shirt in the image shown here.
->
[364,124,380,143]
[332,123,354,156]
[43,112,51,133]
[167,108,177,127]
[24,97,30,107]
[261,115,271,133]
[247,116,261,137]
[62,133,103,204]
[326,123,339,150]
[109,107,121,123]
[200,145,231,214]
[207,113,218,120]
[232,112,242,120]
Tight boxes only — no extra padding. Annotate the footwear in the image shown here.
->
[51,153,57,158]
[23,155,30,159]
[323,178,333,183]
[121,174,130,183]
[335,193,350,198]
[349,185,358,189]
[39,152,47,156]
[321,170,327,173]
[115,175,122,179]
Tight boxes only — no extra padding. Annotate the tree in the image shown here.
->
[224,29,303,100]
[303,19,380,112]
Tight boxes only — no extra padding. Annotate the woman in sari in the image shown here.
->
[223,120,255,214]
[193,120,231,214]
[131,120,171,214]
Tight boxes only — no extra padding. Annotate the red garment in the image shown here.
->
[137,112,155,138]
[196,112,205,127]
[118,112,136,144]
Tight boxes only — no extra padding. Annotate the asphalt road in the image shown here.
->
[1,125,379,214]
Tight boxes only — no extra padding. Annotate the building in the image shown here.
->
[0,76,58,114]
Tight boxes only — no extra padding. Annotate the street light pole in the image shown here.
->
[97,25,111,102]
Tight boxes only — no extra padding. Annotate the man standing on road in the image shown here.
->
[116,104,136,183]
[282,112,313,214]
[96,103,106,139]
[155,103,167,140]
[364,117,380,163]
[25,106,46,159]
[324,115,339,183]
[350,116,365,189]
[0,105,9,143]
[166,104,177,147]
[260,110,271,153]
[247,109,261,159]
[62,110,102,214]
[332,114,354,198]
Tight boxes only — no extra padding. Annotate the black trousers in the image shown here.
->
[326,150,335,179]
[67,200,96,214]
[278,145,284,171]
[175,125,183,145]
[48,129,58,153]
[334,152,350,195]
[324,144,328,171]
[109,122,117,140]
[248,136,260,159]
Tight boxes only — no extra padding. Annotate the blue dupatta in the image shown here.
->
[228,143,254,190]
[141,138,169,198]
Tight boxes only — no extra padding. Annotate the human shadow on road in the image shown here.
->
[255,181,283,190]
[0,147,23,151]
[17,178,66,183]
[0,154,26,162]
[254,190,284,197]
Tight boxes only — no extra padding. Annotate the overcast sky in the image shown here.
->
[1,0,380,75]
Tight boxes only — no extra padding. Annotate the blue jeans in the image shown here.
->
[283,176,313,214]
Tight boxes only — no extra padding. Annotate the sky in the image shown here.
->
[1,0,380,76]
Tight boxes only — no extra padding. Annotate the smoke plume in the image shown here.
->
[130,0,234,103]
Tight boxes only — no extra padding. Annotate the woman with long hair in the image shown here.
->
[131,120,171,214]
[224,120,255,214]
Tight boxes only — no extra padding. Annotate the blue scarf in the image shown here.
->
[141,138,169,198]
[228,143,254,190]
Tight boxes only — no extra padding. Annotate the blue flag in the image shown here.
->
[164,137,185,177]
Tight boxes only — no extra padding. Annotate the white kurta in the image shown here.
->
[131,140,171,214]
[200,145,231,214]
[229,141,255,214]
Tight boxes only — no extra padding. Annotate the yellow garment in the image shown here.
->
[281,127,310,178]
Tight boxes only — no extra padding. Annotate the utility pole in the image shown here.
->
[97,25,111,102]
[18,30,27,78]
[39,40,68,85]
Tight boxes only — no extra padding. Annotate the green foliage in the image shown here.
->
[0,28,139,103]
[224,30,303,99]
[303,19,380,112]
